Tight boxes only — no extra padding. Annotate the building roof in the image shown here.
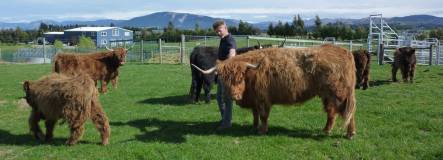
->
[43,32,64,35]
[65,27,118,32]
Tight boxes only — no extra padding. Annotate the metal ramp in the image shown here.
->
[367,14,399,64]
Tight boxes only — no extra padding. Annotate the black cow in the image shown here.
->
[392,47,416,83]
[189,41,283,103]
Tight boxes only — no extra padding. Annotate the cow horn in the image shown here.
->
[191,64,217,74]
[279,37,287,48]
[246,63,258,69]
[256,40,262,49]
[105,45,114,51]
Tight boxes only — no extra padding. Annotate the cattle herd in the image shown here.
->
[22,42,417,145]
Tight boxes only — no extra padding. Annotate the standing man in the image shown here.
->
[213,20,236,130]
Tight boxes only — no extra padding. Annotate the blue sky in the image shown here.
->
[1,0,442,23]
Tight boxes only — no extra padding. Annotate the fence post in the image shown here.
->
[349,40,353,52]
[378,43,384,65]
[43,37,46,64]
[159,38,162,64]
[429,44,433,66]
[436,44,441,65]
[151,49,153,61]
[204,36,207,46]
[181,34,185,64]
[0,48,2,61]
[141,40,144,63]
[247,36,250,47]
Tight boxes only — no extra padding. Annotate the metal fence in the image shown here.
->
[379,39,442,65]
[12,35,443,65]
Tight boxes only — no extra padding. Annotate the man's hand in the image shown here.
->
[228,48,236,59]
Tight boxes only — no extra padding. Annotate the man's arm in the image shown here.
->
[228,48,236,59]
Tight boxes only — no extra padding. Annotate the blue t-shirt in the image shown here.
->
[218,34,237,60]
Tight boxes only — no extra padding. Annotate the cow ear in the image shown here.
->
[410,48,416,53]
[398,47,404,53]
[23,81,30,92]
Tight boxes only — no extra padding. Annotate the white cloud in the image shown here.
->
[253,15,268,19]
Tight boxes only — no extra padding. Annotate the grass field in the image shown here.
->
[0,62,442,159]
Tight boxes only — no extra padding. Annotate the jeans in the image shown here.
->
[216,80,232,126]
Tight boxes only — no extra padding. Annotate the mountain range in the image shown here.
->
[1,12,442,30]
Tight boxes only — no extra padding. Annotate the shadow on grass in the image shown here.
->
[369,79,392,87]
[0,129,100,146]
[138,95,191,106]
[111,118,342,144]
[137,94,217,106]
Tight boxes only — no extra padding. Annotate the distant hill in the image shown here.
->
[117,12,239,29]
[0,12,442,30]
[387,15,443,28]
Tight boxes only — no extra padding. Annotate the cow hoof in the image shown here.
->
[65,141,76,146]
[363,85,368,90]
[257,127,268,135]
[34,132,45,140]
[101,139,109,145]
[323,129,332,136]
[346,132,356,139]
[45,136,53,142]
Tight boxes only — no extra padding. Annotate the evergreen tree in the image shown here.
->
[267,23,274,35]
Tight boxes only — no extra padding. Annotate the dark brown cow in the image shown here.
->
[193,44,357,139]
[53,48,127,93]
[353,49,371,90]
[392,47,416,83]
[189,42,275,103]
[23,73,110,145]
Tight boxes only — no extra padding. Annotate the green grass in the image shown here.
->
[0,62,442,159]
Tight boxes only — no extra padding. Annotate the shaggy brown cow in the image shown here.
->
[189,40,284,103]
[353,49,371,90]
[392,47,416,83]
[53,48,127,93]
[189,43,274,103]
[193,44,357,138]
[23,73,110,145]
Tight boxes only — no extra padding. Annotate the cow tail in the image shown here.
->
[342,87,356,129]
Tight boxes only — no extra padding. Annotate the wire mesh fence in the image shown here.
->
[1,35,442,65]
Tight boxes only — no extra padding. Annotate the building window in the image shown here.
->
[124,32,130,37]
[112,29,119,36]
[101,32,107,36]
[102,39,107,45]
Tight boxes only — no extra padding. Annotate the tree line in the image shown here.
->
[267,15,368,41]
[416,28,443,40]
[128,20,261,42]
[3,17,443,45]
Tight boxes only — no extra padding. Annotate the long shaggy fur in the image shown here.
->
[353,49,371,90]
[189,44,272,103]
[217,44,357,138]
[392,47,416,83]
[23,73,110,145]
[53,48,127,93]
